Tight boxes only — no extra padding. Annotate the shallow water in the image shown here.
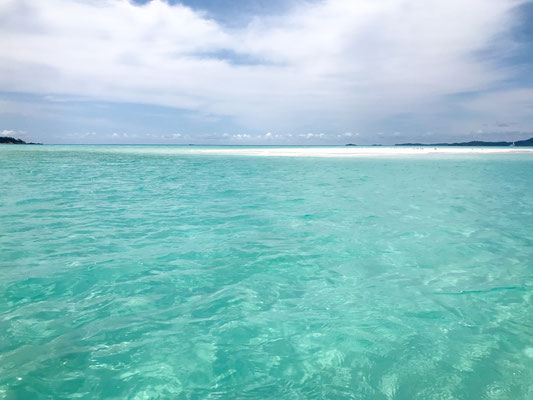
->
[1,146,533,399]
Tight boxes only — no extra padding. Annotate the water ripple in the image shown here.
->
[1,146,533,398]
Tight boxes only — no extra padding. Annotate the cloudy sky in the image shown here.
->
[1,0,533,144]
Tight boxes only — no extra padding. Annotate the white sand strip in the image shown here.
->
[192,147,533,157]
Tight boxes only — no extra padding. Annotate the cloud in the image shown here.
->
[299,133,326,139]
[0,129,24,136]
[231,133,252,139]
[339,132,359,137]
[0,129,14,136]
[0,0,531,141]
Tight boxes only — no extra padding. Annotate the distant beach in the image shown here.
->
[191,146,533,157]
[5,144,533,158]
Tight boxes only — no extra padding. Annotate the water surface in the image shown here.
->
[1,146,532,399]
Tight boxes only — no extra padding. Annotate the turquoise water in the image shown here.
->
[1,145,533,399]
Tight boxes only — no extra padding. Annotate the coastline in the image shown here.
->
[191,146,533,157]
[3,144,533,157]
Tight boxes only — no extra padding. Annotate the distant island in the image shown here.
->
[0,136,42,145]
[395,137,533,147]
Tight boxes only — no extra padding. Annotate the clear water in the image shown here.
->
[1,145,533,399]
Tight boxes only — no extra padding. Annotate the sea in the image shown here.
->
[1,145,533,399]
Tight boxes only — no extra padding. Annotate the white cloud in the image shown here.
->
[299,133,326,139]
[0,0,531,138]
[0,129,25,136]
[231,133,252,139]
[1,129,15,136]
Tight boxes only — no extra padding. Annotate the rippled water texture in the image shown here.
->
[1,146,533,399]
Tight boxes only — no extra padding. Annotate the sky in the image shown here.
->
[1,0,533,145]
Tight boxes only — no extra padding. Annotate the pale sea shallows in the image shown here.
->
[1,145,533,400]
